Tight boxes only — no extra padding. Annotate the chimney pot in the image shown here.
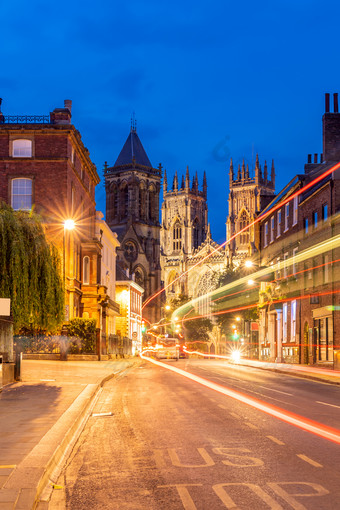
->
[320,153,323,163]
[325,93,330,113]
[307,154,312,164]
[334,93,339,113]
[64,99,72,112]
[314,153,318,164]
[0,98,2,112]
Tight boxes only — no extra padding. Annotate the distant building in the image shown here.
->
[104,124,162,324]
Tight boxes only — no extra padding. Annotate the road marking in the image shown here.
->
[40,379,56,382]
[316,400,340,409]
[297,454,323,468]
[230,412,241,419]
[168,448,215,468]
[267,436,285,445]
[259,385,293,396]
[158,484,201,510]
[91,412,113,417]
[268,482,328,509]
[213,483,282,509]
[218,404,227,410]
[245,422,258,429]
[0,465,16,469]
[213,447,263,467]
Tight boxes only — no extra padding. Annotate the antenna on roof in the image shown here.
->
[131,111,137,133]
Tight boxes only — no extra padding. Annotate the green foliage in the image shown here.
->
[65,317,96,353]
[0,203,64,334]
[184,316,213,342]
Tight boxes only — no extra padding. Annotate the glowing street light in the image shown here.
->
[63,218,75,290]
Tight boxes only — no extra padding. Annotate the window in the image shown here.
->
[283,252,289,278]
[313,211,318,229]
[323,254,329,284]
[292,247,298,276]
[11,178,32,210]
[12,139,32,157]
[293,196,298,225]
[322,203,328,222]
[71,147,75,164]
[83,256,90,284]
[270,217,274,243]
[276,257,281,279]
[284,203,289,231]
[173,222,182,251]
[304,217,308,234]
[283,303,288,342]
[239,211,250,245]
[264,222,268,247]
[277,210,281,237]
[291,300,296,341]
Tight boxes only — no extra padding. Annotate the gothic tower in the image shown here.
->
[226,155,275,263]
[161,167,208,296]
[104,122,162,323]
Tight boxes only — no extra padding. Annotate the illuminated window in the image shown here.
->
[239,211,250,245]
[293,196,298,225]
[283,252,289,278]
[270,217,274,243]
[12,139,32,157]
[322,203,328,222]
[173,222,182,251]
[264,222,268,247]
[277,210,281,237]
[304,217,308,234]
[284,203,289,231]
[291,300,296,341]
[83,256,90,284]
[283,303,288,342]
[313,211,318,229]
[292,247,298,276]
[323,254,329,284]
[11,178,32,210]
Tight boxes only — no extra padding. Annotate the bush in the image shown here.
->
[65,318,96,353]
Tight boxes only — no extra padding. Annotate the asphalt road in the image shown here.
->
[52,359,340,509]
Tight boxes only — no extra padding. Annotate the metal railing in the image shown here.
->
[1,115,50,124]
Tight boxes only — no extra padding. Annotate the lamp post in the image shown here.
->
[63,219,75,319]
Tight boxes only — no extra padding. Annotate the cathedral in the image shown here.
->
[104,123,276,319]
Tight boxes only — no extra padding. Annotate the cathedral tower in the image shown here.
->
[104,122,162,323]
[226,155,275,262]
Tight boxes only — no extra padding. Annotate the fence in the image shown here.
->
[14,334,96,355]
[107,335,132,357]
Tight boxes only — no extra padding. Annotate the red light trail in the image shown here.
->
[142,161,340,311]
[140,354,340,444]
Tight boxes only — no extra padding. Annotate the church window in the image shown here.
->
[134,267,144,289]
[173,222,182,251]
[239,211,250,245]
[193,219,200,249]
[120,184,129,219]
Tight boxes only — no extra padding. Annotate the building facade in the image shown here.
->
[0,99,119,342]
[104,125,162,325]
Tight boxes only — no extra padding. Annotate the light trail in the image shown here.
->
[140,354,340,444]
[142,161,340,311]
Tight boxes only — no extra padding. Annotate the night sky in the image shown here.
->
[2,0,340,243]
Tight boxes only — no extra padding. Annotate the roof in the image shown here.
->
[114,128,152,167]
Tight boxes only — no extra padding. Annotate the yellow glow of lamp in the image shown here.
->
[64,219,75,230]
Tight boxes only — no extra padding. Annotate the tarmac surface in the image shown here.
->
[0,357,339,509]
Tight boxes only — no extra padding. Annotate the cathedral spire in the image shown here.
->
[241,159,245,181]
[271,159,275,188]
[206,223,211,241]
[237,163,241,180]
[163,168,167,197]
[203,170,207,198]
[229,158,234,184]
[264,160,268,183]
[181,174,185,190]
[173,171,178,191]
[246,163,249,179]
[255,153,261,183]
[185,165,190,190]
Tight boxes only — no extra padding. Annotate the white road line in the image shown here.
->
[245,422,258,429]
[266,435,285,445]
[316,400,340,409]
[259,386,293,396]
[297,454,323,468]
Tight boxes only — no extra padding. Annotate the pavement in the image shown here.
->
[0,356,340,510]
[0,358,141,510]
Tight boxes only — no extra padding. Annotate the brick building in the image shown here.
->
[257,93,340,364]
[0,99,119,343]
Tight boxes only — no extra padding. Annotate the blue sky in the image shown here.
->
[2,0,340,243]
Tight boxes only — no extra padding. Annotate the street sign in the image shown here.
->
[0,298,10,316]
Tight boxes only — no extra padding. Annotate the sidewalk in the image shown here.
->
[0,358,141,510]
[236,358,340,385]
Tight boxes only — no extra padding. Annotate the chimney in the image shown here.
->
[0,98,2,112]
[325,93,330,113]
[314,153,318,164]
[334,93,339,113]
[64,99,72,112]
[307,154,312,164]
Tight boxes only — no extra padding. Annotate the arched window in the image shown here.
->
[83,256,90,284]
[139,183,146,220]
[134,267,145,289]
[119,184,129,219]
[11,178,33,211]
[173,222,182,251]
[193,218,200,249]
[12,139,32,157]
[239,211,250,245]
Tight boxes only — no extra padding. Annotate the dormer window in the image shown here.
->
[12,139,32,158]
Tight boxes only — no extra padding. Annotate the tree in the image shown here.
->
[0,203,64,333]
